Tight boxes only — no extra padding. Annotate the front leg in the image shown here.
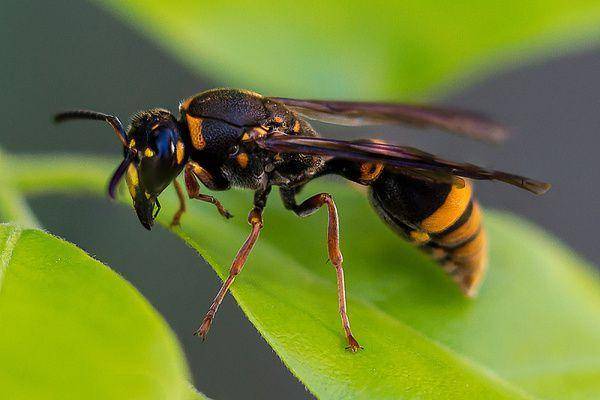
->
[184,161,233,219]
[280,188,362,352]
[195,187,270,339]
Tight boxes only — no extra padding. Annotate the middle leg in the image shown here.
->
[195,187,271,340]
[281,188,362,351]
[184,162,233,219]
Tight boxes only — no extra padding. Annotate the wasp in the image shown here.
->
[55,88,550,351]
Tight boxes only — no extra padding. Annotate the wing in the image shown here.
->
[257,136,550,194]
[270,97,509,143]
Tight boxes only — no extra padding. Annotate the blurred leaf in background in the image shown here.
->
[0,223,205,400]
[98,0,600,99]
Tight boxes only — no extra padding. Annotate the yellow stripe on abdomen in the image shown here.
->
[420,181,472,233]
[443,228,488,297]
[437,201,482,247]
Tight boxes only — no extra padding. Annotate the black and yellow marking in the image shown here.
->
[176,140,185,164]
[434,201,481,248]
[185,114,206,150]
[370,171,486,296]
[125,163,139,199]
[359,162,384,183]
[421,196,486,296]
[236,152,249,168]
[419,181,472,234]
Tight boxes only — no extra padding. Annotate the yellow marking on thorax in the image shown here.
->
[421,181,472,233]
[292,120,301,133]
[128,139,136,149]
[176,141,185,164]
[236,152,249,168]
[438,202,482,247]
[359,162,384,183]
[186,114,206,150]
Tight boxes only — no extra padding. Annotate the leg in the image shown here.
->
[185,163,233,219]
[195,188,270,339]
[170,179,187,227]
[281,188,362,352]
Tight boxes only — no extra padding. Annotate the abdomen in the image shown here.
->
[368,169,487,296]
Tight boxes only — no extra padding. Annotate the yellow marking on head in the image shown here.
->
[274,116,284,124]
[186,115,206,150]
[236,152,249,168]
[359,162,384,183]
[438,202,482,247]
[292,120,301,133]
[176,141,185,164]
[128,139,136,149]
[144,147,155,158]
[421,181,472,233]
[125,164,139,199]
[409,230,430,244]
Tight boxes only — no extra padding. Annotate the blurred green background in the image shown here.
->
[3,1,600,399]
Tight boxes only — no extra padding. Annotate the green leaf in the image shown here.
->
[0,223,206,400]
[96,0,600,99]
[148,183,600,400]
[13,156,599,399]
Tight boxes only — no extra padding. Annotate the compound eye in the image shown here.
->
[153,127,176,160]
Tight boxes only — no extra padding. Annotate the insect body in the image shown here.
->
[55,88,550,351]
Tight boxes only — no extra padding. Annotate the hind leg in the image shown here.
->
[281,188,362,352]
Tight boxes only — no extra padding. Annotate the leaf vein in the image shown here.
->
[0,224,22,295]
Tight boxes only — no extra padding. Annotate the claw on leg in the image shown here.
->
[194,313,214,340]
[346,334,363,352]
